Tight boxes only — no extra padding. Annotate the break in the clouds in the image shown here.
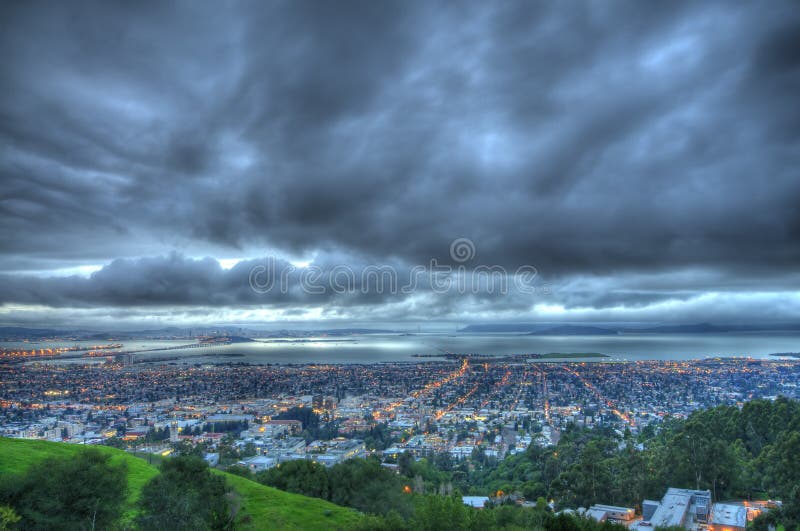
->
[1,0,799,327]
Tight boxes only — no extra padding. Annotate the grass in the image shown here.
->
[0,436,158,523]
[0,437,362,530]
[217,471,362,530]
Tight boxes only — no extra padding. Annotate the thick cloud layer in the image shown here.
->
[1,1,799,326]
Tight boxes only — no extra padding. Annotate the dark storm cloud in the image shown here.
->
[0,252,541,311]
[2,253,799,328]
[1,0,799,323]
[0,254,377,308]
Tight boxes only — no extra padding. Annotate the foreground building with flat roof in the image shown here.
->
[708,501,781,531]
[709,503,748,531]
[585,504,636,523]
[633,488,711,531]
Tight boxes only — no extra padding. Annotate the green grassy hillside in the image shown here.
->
[0,436,158,524]
[0,437,361,530]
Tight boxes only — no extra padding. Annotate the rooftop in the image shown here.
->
[650,492,691,528]
[711,503,747,528]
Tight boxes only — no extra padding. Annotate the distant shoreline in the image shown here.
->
[538,352,608,359]
[411,352,609,361]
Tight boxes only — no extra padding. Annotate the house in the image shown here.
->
[586,504,635,522]
[709,503,747,531]
[632,488,711,531]
[239,455,276,472]
[708,501,781,531]
[261,420,302,437]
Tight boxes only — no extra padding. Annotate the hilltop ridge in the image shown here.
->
[0,437,361,530]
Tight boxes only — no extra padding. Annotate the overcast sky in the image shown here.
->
[1,0,799,329]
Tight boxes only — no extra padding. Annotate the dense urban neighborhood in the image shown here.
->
[2,355,799,529]
[2,358,796,454]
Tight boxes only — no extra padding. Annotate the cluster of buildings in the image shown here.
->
[1,357,798,478]
[238,437,367,471]
[566,488,780,531]
[0,354,794,527]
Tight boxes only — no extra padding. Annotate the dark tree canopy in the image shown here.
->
[137,456,233,531]
[0,449,127,531]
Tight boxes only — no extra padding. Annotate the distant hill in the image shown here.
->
[0,437,361,530]
[458,324,617,335]
[0,326,73,339]
[627,322,800,333]
[627,322,725,333]
[458,324,550,333]
[319,328,398,336]
[771,352,800,358]
[460,322,800,334]
[529,325,618,336]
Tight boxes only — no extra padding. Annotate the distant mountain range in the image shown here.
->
[528,325,618,336]
[2,322,800,341]
[459,322,800,335]
[0,326,400,341]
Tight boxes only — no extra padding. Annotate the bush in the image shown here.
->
[0,449,127,530]
[137,456,233,530]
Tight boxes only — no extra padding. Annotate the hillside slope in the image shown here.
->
[0,438,361,530]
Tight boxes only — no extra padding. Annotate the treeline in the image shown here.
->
[254,457,633,531]
[254,450,464,517]
[0,450,128,530]
[348,422,395,450]
[184,419,250,436]
[469,397,800,510]
[137,456,234,530]
[274,407,338,441]
[0,450,234,530]
[352,498,634,531]
[258,458,415,517]
[0,448,628,531]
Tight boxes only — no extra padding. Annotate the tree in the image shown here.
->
[257,460,331,499]
[658,419,739,500]
[433,451,454,472]
[757,430,800,499]
[172,439,204,457]
[327,458,413,517]
[0,506,20,531]
[351,510,411,531]
[226,464,254,479]
[137,456,233,530]
[411,494,472,531]
[752,485,800,531]
[398,451,414,477]
[241,442,257,458]
[103,436,127,449]
[0,449,127,530]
